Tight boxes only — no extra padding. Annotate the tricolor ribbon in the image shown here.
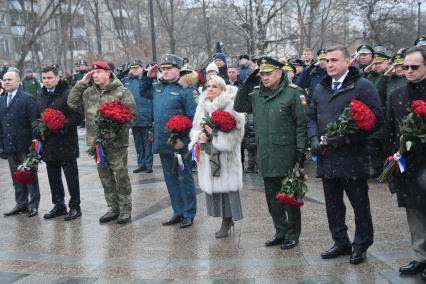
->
[175,152,185,172]
[191,143,200,162]
[384,152,406,173]
[33,139,42,155]
[95,143,107,168]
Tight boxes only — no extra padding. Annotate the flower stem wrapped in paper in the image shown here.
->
[378,100,426,183]
[87,100,135,167]
[276,163,307,207]
[166,115,193,175]
[320,99,376,150]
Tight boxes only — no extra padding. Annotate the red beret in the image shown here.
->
[90,61,110,71]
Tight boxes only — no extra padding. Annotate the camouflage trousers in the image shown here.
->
[96,146,132,214]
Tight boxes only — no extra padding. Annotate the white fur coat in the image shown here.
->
[189,86,245,194]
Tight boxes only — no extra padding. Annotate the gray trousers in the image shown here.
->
[406,208,426,262]
[7,153,40,209]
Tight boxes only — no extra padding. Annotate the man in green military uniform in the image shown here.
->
[234,57,307,250]
[364,46,390,177]
[355,44,374,72]
[68,61,137,224]
[22,68,42,101]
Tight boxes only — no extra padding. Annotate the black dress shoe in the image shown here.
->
[43,206,67,219]
[321,245,352,259]
[281,240,299,250]
[399,260,426,275]
[350,250,367,264]
[133,166,146,173]
[28,208,38,217]
[145,167,153,173]
[64,208,81,221]
[422,268,426,280]
[180,218,193,228]
[162,215,183,226]
[4,206,28,216]
[265,237,285,247]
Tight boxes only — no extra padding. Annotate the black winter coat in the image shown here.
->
[388,79,426,212]
[307,66,384,178]
[0,88,39,155]
[38,80,83,162]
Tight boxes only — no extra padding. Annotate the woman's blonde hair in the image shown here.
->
[207,75,226,91]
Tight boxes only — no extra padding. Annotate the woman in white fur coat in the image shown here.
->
[189,75,245,238]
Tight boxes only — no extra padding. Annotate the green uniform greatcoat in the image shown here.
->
[234,76,307,241]
[68,75,137,215]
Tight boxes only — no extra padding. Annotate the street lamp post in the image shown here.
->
[149,0,157,62]
[419,2,422,38]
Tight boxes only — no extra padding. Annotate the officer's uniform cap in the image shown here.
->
[160,54,183,69]
[357,44,374,54]
[258,56,284,73]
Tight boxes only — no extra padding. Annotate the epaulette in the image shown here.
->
[288,83,298,89]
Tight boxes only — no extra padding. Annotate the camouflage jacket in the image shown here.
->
[67,75,137,148]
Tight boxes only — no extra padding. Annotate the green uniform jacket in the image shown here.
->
[22,77,42,101]
[234,77,307,177]
[67,75,137,148]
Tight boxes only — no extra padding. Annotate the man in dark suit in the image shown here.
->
[39,66,83,221]
[0,69,40,217]
[307,46,383,264]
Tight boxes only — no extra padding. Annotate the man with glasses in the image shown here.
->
[387,46,426,280]
[234,56,307,250]
[307,46,383,264]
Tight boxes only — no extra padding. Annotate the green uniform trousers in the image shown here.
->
[264,177,301,241]
[97,146,132,214]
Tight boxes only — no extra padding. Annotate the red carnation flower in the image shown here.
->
[166,115,193,133]
[41,108,66,131]
[98,100,134,124]
[210,110,237,132]
[349,99,376,131]
[12,170,36,184]
[412,100,426,117]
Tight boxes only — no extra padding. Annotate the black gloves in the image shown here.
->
[326,135,349,148]
[310,136,322,156]
[242,69,260,92]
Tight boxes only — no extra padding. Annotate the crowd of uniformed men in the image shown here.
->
[0,35,425,279]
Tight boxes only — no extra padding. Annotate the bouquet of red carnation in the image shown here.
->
[12,140,42,184]
[37,108,66,141]
[87,100,134,164]
[321,99,376,147]
[276,163,307,207]
[378,100,426,182]
[166,115,193,145]
[204,110,237,133]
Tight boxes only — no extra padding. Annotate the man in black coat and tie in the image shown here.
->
[38,65,83,221]
[0,68,40,217]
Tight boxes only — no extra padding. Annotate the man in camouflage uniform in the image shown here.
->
[68,61,137,224]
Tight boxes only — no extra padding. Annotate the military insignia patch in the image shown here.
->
[299,94,307,105]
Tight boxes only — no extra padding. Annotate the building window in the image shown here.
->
[0,39,11,55]
[0,15,6,27]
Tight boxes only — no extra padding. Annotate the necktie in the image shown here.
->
[7,93,12,107]
[332,82,340,90]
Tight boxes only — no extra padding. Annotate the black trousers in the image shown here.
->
[46,159,80,209]
[322,177,374,251]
